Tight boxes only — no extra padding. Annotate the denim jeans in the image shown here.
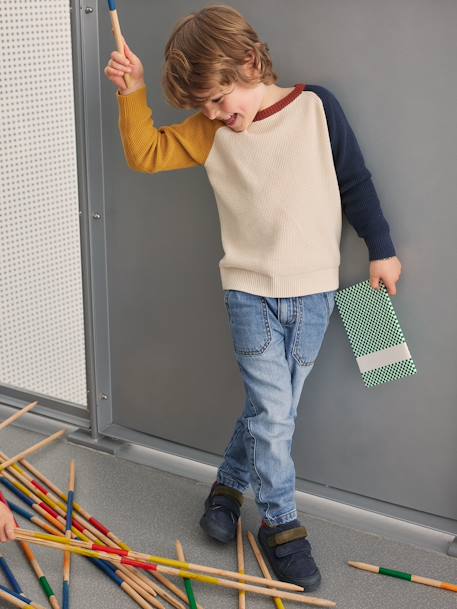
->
[217,289,336,526]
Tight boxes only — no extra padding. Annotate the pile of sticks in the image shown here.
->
[0,402,336,609]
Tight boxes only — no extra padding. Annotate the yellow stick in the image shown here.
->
[247,531,286,609]
[0,402,38,432]
[237,519,246,609]
[0,430,65,471]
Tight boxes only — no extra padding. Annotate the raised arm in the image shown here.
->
[105,41,219,174]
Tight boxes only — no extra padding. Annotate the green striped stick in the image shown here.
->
[176,541,197,609]
[348,561,457,593]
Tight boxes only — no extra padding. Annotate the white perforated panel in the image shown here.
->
[0,0,87,407]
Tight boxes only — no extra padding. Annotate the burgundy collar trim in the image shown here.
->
[253,83,306,122]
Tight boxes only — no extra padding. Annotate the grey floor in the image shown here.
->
[0,426,456,609]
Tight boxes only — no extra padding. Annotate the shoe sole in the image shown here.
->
[258,533,322,592]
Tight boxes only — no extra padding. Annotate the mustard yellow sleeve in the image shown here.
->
[117,86,220,173]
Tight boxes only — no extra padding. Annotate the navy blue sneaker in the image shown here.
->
[257,519,321,591]
[199,482,243,543]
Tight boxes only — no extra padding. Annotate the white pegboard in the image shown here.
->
[0,0,87,407]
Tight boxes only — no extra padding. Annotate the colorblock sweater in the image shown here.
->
[117,83,396,297]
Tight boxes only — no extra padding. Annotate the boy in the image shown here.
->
[105,4,402,591]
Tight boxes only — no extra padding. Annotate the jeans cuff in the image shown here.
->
[216,473,248,494]
[263,509,298,527]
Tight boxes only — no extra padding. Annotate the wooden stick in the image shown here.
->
[348,561,457,593]
[107,0,133,88]
[247,531,286,609]
[62,460,75,609]
[14,532,336,607]
[176,541,198,609]
[237,519,246,609]
[0,430,65,472]
[20,543,61,609]
[0,402,38,432]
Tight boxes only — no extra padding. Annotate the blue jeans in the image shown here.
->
[217,289,336,526]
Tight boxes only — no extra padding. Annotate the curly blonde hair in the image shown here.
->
[162,4,278,109]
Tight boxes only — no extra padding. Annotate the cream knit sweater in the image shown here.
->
[117,83,395,297]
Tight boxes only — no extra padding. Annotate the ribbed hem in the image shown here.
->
[220,266,339,297]
[117,85,149,122]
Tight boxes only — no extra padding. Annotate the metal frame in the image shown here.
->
[71,0,115,439]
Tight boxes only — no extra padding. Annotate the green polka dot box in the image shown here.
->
[334,280,417,388]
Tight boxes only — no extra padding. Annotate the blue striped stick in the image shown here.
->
[62,460,75,609]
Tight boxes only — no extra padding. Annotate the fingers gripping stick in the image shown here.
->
[107,0,133,88]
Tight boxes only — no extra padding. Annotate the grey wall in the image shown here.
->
[94,0,457,525]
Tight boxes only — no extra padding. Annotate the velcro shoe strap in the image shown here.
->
[267,526,308,548]
[213,486,243,506]
[275,537,312,558]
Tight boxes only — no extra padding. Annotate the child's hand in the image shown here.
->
[0,503,16,542]
[370,256,402,296]
[104,40,145,95]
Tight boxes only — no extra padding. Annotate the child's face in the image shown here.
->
[198,80,265,133]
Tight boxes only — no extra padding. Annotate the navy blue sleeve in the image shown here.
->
[305,84,396,261]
